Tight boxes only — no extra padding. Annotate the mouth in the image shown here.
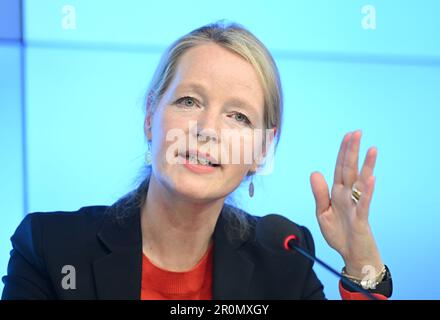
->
[177,150,221,168]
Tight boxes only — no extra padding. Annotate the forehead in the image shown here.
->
[172,43,264,107]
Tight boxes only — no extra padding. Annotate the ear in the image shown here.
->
[144,114,152,141]
[144,90,154,141]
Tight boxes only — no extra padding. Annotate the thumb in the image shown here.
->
[310,171,330,216]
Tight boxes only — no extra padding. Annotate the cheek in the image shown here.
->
[153,117,201,174]
[226,131,263,165]
[222,134,255,172]
[151,108,183,148]
[218,164,252,195]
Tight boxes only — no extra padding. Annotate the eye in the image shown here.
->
[232,112,251,125]
[176,96,197,108]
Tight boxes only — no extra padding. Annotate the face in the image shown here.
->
[145,43,267,203]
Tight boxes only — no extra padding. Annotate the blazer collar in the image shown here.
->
[93,202,255,300]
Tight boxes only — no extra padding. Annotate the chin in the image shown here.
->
[162,169,227,203]
[174,175,222,201]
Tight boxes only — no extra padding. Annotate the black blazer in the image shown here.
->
[1,202,326,300]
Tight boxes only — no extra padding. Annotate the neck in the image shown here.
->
[141,174,224,272]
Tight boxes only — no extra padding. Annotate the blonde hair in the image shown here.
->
[146,20,283,150]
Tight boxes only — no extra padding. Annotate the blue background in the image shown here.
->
[1,0,439,299]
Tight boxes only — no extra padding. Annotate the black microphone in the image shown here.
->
[256,214,379,300]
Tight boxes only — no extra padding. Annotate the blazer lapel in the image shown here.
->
[212,207,255,299]
[93,207,142,300]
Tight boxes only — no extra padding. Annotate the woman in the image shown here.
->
[2,21,392,300]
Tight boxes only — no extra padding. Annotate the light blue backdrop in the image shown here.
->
[1,0,439,299]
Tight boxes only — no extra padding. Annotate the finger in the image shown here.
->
[333,132,352,186]
[359,147,378,183]
[357,175,376,220]
[310,171,330,216]
[342,130,362,187]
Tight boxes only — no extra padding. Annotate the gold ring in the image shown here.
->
[351,186,362,204]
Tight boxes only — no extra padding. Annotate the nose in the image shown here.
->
[190,109,220,143]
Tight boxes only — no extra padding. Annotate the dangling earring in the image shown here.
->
[248,175,254,198]
[144,142,152,165]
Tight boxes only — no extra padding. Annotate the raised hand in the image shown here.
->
[310,130,384,278]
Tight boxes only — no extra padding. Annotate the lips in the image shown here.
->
[178,150,220,167]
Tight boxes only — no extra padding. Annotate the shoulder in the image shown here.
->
[3,205,122,299]
[10,205,111,257]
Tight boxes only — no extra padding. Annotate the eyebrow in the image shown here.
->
[176,82,262,122]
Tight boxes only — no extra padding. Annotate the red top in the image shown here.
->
[141,243,213,300]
